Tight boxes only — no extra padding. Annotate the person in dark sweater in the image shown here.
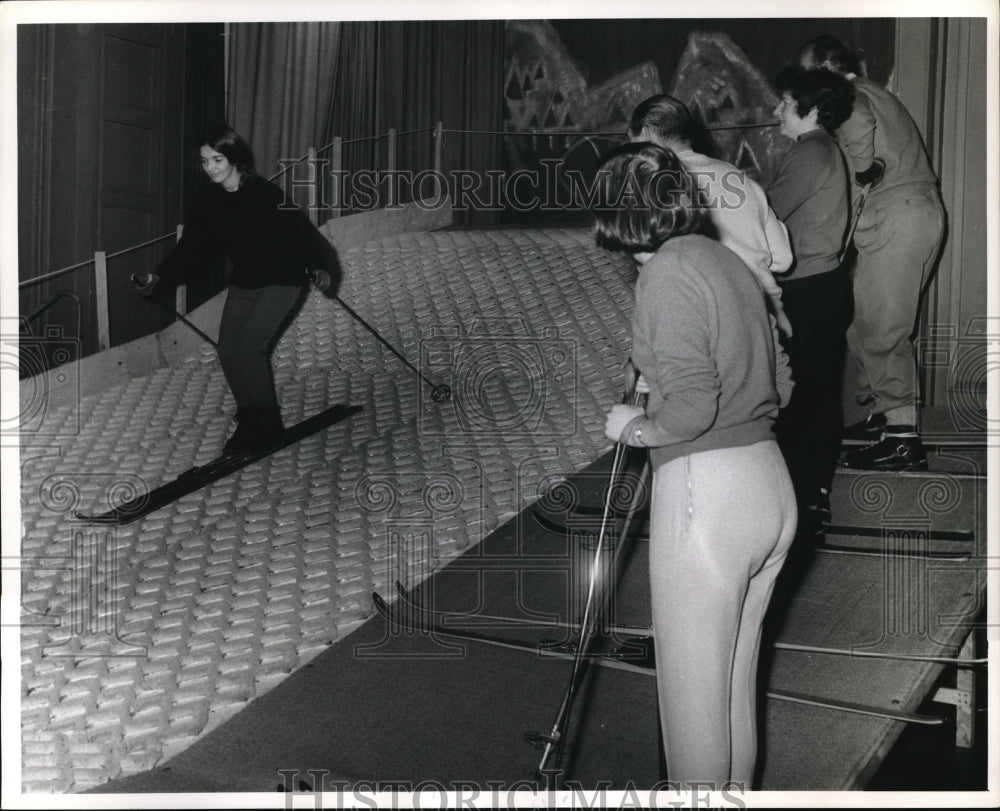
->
[767,65,854,531]
[596,142,797,790]
[135,125,340,456]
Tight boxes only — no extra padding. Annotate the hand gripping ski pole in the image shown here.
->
[533,368,650,781]
[131,275,218,348]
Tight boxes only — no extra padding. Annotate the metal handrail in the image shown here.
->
[24,290,82,333]
[19,119,779,291]
[20,126,438,290]
[19,232,179,289]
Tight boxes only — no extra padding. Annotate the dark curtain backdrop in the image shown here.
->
[227,21,344,195]
[375,21,505,182]
[227,21,505,225]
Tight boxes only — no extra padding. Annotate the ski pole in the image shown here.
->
[535,371,649,780]
[307,271,451,402]
[333,295,452,402]
[131,275,218,348]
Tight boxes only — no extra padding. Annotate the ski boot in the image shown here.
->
[222,408,256,458]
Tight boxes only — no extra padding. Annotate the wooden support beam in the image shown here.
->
[94,250,110,350]
[174,225,186,315]
[330,136,342,218]
[387,128,397,208]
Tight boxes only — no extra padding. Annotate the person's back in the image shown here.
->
[632,232,788,470]
[677,149,793,277]
[843,77,938,196]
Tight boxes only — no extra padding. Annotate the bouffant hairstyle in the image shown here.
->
[592,142,707,254]
[775,65,855,132]
[199,124,256,176]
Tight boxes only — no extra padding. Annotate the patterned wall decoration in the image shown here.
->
[503,21,792,199]
[503,19,661,189]
[669,31,788,185]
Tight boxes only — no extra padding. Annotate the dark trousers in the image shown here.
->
[775,268,851,502]
[217,284,305,410]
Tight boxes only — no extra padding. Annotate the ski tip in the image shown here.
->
[72,511,122,525]
[372,591,388,614]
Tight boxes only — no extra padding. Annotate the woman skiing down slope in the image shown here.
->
[135,125,339,457]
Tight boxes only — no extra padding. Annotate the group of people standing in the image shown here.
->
[598,34,944,791]
[135,31,944,794]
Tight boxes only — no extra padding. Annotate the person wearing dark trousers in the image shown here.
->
[598,142,797,790]
[134,125,339,457]
[800,35,945,471]
[767,66,855,531]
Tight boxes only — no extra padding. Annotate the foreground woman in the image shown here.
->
[597,142,797,789]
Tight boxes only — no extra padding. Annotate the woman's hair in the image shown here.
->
[627,94,697,145]
[592,142,707,254]
[199,124,256,175]
[775,65,855,132]
[800,34,862,76]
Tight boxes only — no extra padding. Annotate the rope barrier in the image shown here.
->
[21,119,777,290]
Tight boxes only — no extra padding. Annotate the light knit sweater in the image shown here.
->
[675,148,793,295]
[631,233,793,470]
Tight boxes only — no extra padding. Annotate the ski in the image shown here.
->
[372,591,943,726]
[841,436,987,450]
[392,580,652,637]
[821,523,973,543]
[73,403,362,525]
[533,509,972,559]
[391,581,983,664]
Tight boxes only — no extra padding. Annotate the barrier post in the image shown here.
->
[174,224,187,315]
[94,251,110,350]
[308,146,320,226]
[434,121,445,199]
[330,136,343,218]
[387,128,397,208]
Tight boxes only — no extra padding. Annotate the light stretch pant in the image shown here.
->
[648,440,796,789]
[844,185,945,426]
[217,284,305,410]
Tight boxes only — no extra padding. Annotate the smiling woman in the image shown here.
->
[131,125,342,458]
[200,147,241,191]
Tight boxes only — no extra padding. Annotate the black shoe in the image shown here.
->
[843,412,887,443]
[222,408,256,458]
[243,407,285,453]
[806,487,832,524]
[843,430,927,471]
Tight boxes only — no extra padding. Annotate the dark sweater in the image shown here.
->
[157,175,338,289]
[767,128,850,279]
[631,234,793,470]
